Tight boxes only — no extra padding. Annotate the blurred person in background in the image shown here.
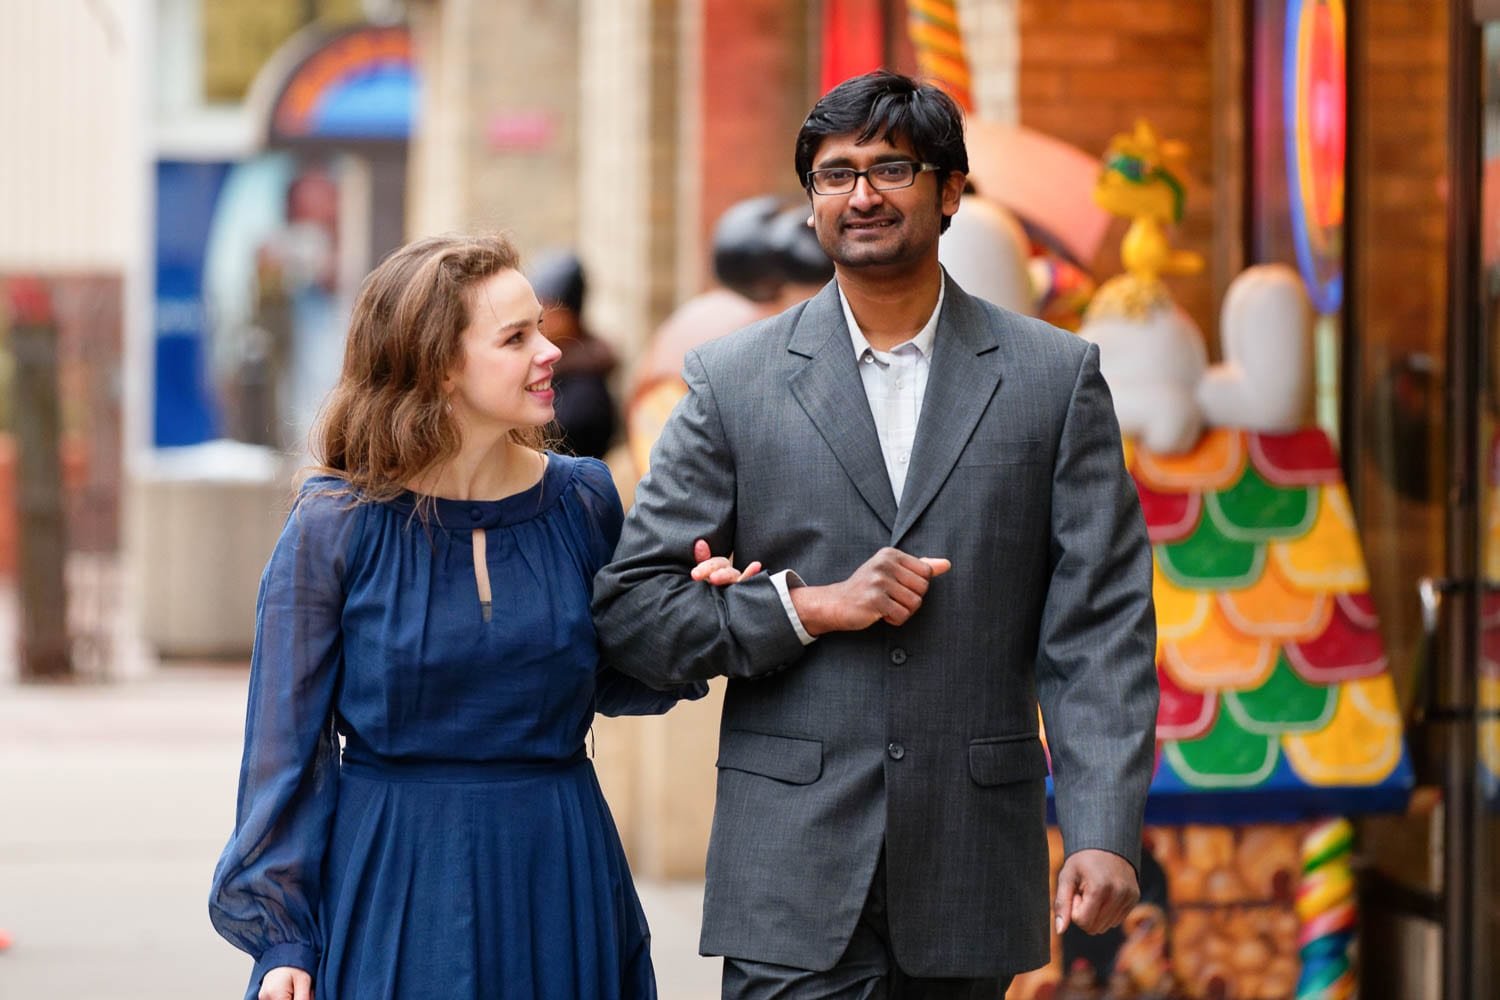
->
[208,233,744,1000]
[529,251,619,459]
[623,196,834,482]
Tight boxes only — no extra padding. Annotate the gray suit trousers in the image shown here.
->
[722,852,1012,1000]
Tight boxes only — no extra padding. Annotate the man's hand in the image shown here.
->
[789,547,951,635]
[1054,849,1139,935]
[259,966,312,1000]
[690,539,763,585]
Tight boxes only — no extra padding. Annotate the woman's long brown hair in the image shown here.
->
[307,232,546,505]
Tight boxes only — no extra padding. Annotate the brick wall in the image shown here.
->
[697,0,814,290]
[1017,0,1216,336]
[1355,0,1449,366]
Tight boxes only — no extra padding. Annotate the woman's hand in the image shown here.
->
[260,966,312,1000]
[689,539,762,585]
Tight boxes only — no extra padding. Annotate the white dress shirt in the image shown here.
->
[771,276,946,644]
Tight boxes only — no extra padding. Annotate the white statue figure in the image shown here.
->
[939,194,1037,315]
[1079,300,1208,454]
[1074,121,1316,453]
[1196,263,1313,433]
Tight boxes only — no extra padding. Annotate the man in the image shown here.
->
[592,70,1158,998]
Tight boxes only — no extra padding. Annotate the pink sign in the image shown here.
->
[486,112,556,152]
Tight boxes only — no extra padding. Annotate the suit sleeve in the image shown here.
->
[570,457,710,713]
[592,349,809,687]
[1035,342,1159,870]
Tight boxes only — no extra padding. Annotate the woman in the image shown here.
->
[209,234,743,1000]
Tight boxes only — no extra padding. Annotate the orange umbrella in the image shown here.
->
[964,118,1111,267]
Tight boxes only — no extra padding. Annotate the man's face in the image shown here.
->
[805,132,963,273]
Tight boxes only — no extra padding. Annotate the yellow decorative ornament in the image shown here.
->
[906,0,973,111]
[1481,674,1500,777]
[1282,676,1404,785]
[1088,120,1205,319]
[1152,562,1213,642]
[1267,485,1369,593]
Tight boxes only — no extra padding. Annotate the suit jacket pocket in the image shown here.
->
[717,730,823,785]
[955,438,1046,467]
[968,734,1049,786]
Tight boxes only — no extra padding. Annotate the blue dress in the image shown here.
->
[209,454,703,1000]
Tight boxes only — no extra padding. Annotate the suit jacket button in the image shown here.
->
[887,742,905,760]
[889,647,908,665]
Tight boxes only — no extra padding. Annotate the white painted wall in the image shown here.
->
[956,0,1020,125]
[405,0,471,238]
[578,0,653,355]
[0,0,154,463]
[0,0,143,271]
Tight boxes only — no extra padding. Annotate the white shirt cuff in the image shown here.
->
[771,570,816,646]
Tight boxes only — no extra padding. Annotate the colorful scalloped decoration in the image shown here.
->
[1132,429,1412,819]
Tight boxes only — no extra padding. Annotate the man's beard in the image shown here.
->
[820,188,945,269]
[827,214,919,268]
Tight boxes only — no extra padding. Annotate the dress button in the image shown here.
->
[887,742,905,761]
[469,506,483,522]
[889,647,907,665]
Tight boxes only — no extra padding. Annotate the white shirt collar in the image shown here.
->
[838,272,945,360]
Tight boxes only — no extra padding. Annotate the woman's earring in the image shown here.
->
[444,397,454,414]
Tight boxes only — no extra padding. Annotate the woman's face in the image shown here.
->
[444,269,562,436]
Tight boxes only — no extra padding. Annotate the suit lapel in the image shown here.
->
[788,282,899,530]
[891,280,1005,545]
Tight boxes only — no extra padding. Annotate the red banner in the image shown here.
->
[820,0,885,95]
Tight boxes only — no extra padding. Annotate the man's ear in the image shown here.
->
[942,171,966,216]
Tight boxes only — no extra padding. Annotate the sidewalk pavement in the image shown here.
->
[0,663,722,999]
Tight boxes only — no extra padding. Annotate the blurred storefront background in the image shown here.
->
[4,1,1500,996]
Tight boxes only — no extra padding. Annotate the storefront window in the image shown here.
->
[1345,1,1449,721]
[1474,20,1500,996]
[1250,0,1346,438]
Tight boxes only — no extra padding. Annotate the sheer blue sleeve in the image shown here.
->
[572,457,708,715]
[208,484,362,989]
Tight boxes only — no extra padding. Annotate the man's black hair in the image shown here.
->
[794,71,968,233]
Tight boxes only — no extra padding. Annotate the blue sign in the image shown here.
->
[154,161,228,447]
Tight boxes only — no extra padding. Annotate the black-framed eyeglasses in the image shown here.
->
[805,161,940,196]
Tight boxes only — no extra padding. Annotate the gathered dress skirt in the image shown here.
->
[316,750,656,1000]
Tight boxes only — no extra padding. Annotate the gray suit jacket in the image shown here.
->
[592,276,1157,978]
